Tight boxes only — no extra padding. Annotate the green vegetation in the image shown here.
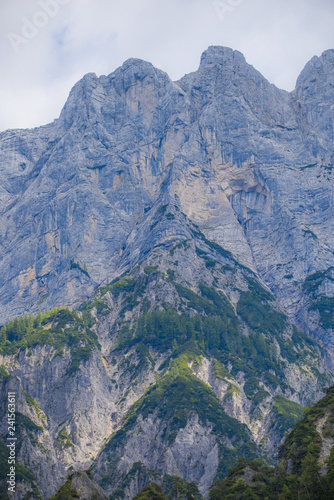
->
[105,267,318,407]
[70,259,90,278]
[224,383,241,399]
[303,270,334,331]
[133,483,166,500]
[243,376,260,399]
[94,273,149,317]
[49,471,103,500]
[310,296,334,330]
[0,438,40,496]
[49,480,79,500]
[94,262,321,495]
[0,236,325,499]
[208,456,330,499]
[170,240,189,256]
[208,386,334,499]
[263,370,281,390]
[22,389,44,420]
[252,387,269,406]
[195,247,217,268]
[190,227,235,262]
[165,213,175,220]
[150,205,176,230]
[158,205,168,215]
[212,359,230,379]
[304,228,318,240]
[303,270,329,293]
[0,308,99,374]
[103,354,258,481]
[0,364,9,380]
[102,461,159,499]
[134,477,203,500]
[291,325,316,348]
[321,165,333,172]
[23,482,43,500]
[300,163,318,170]
[275,124,295,131]
[237,291,285,336]
[103,275,137,297]
[23,390,37,408]
[174,282,234,316]
[279,387,334,476]
[112,297,287,386]
[144,265,158,275]
[17,412,43,432]
[272,395,304,432]
[56,428,73,448]
[244,277,275,302]
[209,459,274,500]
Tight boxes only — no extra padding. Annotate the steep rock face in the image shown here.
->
[0,218,332,498]
[51,471,109,500]
[0,47,334,355]
[0,59,188,321]
[211,386,334,499]
[94,412,220,498]
[294,49,334,145]
[0,47,334,499]
[0,340,159,498]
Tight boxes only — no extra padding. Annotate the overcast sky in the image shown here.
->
[0,0,333,132]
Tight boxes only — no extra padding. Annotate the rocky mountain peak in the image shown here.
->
[118,57,162,77]
[1,46,334,500]
[111,56,172,96]
[57,71,100,128]
[58,56,175,131]
[296,48,334,90]
[199,45,246,68]
[294,48,334,144]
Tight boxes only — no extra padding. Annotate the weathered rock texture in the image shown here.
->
[0,47,334,499]
[0,47,334,350]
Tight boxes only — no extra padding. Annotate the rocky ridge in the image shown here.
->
[0,220,332,498]
[0,47,334,351]
[0,47,334,499]
[208,385,334,499]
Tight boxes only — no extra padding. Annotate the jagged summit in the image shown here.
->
[0,46,334,499]
[199,45,246,67]
[296,48,334,89]
[320,47,334,62]
[0,46,333,334]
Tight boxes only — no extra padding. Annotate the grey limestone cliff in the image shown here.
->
[0,46,334,499]
[1,47,334,352]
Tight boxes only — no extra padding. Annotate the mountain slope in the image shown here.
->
[0,47,334,356]
[208,385,334,499]
[0,47,334,499]
[0,213,332,498]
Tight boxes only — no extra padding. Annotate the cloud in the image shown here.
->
[0,0,333,131]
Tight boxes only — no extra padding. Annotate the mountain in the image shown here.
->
[1,47,334,353]
[207,385,334,499]
[0,46,333,499]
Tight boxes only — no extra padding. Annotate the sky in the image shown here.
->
[0,0,333,132]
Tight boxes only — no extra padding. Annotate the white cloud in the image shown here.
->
[0,0,333,131]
